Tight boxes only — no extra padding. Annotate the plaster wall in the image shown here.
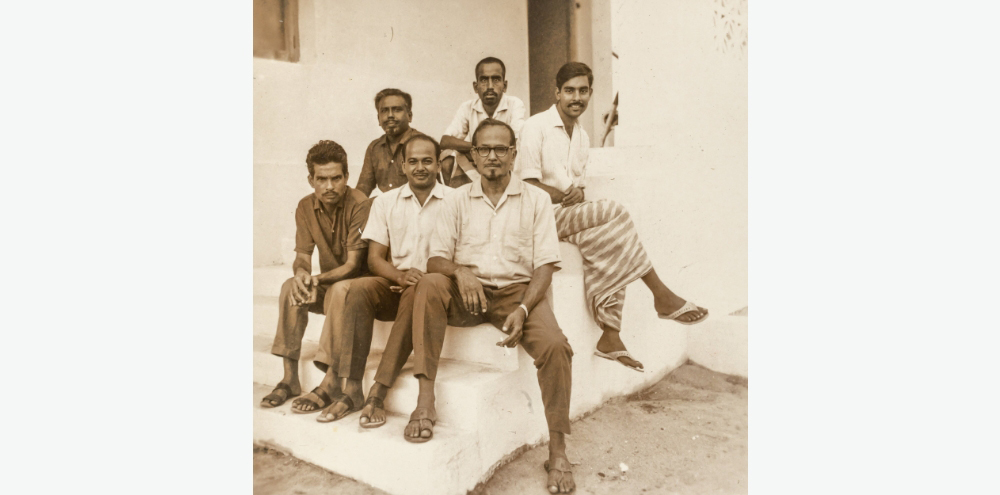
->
[254,0,531,266]
[587,0,748,313]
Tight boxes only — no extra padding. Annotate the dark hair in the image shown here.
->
[306,140,349,177]
[555,62,593,89]
[475,57,506,79]
[471,118,516,147]
[403,135,441,161]
[373,88,412,112]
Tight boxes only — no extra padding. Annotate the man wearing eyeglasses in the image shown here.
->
[439,57,526,188]
[413,119,576,492]
[514,62,709,374]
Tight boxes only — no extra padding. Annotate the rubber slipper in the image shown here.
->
[359,396,386,429]
[404,407,436,443]
[291,387,332,414]
[260,382,298,408]
[658,301,709,325]
[594,349,644,372]
[316,393,362,423]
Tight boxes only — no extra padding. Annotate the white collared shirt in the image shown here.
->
[513,104,589,193]
[443,94,527,142]
[429,176,561,288]
[362,182,455,272]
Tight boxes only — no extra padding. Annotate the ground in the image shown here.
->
[253,362,748,495]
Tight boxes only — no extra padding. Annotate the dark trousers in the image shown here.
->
[407,273,574,434]
[271,278,370,381]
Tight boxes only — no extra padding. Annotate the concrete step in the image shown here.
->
[254,383,484,495]
[254,334,510,430]
[253,299,519,371]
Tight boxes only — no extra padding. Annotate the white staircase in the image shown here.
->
[253,243,706,495]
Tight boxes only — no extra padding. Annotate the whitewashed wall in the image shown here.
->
[254,0,531,266]
[591,0,748,314]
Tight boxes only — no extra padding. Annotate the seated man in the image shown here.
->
[515,62,709,373]
[439,56,525,188]
[260,140,371,410]
[310,135,455,423]
[356,88,428,197]
[415,119,575,493]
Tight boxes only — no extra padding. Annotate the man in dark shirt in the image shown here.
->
[355,88,428,196]
[260,140,372,411]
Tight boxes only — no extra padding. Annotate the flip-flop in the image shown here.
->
[658,301,709,325]
[543,456,575,493]
[260,382,298,408]
[291,387,332,414]
[404,407,436,443]
[316,393,362,423]
[594,350,644,372]
[359,396,386,429]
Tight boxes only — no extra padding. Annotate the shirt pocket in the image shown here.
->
[502,229,533,265]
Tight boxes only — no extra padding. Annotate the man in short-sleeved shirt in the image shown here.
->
[514,62,709,375]
[261,140,372,413]
[310,135,458,426]
[356,88,428,197]
[440,57,526,187]
[411,119,576,492]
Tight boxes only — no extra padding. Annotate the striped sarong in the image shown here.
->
[554,199,654,332]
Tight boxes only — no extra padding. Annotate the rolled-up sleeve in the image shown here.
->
[530,193,562,269]
[294,201,315,255]
[346,198,373,251]
[361,194,389,246]
[428,194,461,262]
[515,119,544,182]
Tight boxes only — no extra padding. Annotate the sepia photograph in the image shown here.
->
[253,0,747,493]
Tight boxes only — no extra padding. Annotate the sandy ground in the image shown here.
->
[253,362,747,495]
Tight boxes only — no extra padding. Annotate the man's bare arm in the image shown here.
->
[427,255,488,315]
[498,263,556,347]
[367,241,408,284]
[523,178,568,204]
[440,135,473,153]
[314,249,366,285]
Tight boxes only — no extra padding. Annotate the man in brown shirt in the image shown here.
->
[355,88,428,196]
[260,140,372,411]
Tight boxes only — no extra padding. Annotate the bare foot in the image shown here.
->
[545,456,575,493]
[596,330,643,370]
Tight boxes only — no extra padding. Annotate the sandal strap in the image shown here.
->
[545,457,573,473]
[310,387,333,406]
[663,301,699,320]
[364,396,384,410]
[409,407,437,424]
[273,382,292,394]
[333,392,355,412]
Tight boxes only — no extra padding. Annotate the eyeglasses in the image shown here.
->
[471,146,511,157]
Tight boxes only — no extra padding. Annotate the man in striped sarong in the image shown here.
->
[514,62,709,372]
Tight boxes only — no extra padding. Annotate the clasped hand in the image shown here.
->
[560,186,585,207]
[291,271,319,306]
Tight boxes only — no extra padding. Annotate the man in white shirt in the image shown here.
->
[309,135,457,425]
[440,57,526,188]
[514,62,709,373]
